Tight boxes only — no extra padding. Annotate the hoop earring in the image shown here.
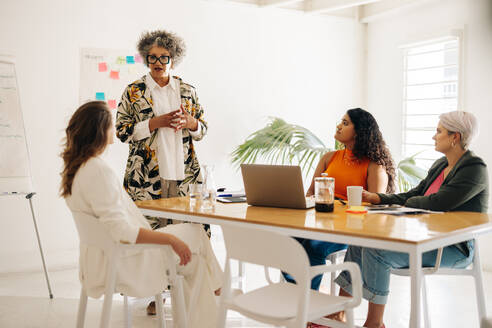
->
[451,141,456,147]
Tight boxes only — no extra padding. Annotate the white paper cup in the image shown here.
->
[347,186,363,206]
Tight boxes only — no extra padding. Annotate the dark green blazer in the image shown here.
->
[379,150,489,213]
[378,150,489,257]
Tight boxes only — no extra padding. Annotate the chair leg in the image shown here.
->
[330,271,338,295]
[99,289,114,328]
[76,289,88,328]
[237,260,245,290]
[422,276,430,328]
[155,293,166,328]
[345,308,355,328]
[123,295,132,328]
[327,252,342,295]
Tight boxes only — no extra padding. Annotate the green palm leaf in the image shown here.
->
[231,117,330,176]
[231,117,427,191]
[396,151,428,192]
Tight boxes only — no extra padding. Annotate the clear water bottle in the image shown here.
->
[201,164,216,210]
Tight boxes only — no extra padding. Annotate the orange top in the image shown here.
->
[324,149,370,200]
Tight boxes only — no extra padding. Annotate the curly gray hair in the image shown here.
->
[137,30,186,67]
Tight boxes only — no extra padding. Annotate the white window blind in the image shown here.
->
[402,37,462,169]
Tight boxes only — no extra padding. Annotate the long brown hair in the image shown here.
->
[60,101,112,197]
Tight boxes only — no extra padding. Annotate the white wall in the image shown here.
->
[0,0,357,273]
[365,0,492,268]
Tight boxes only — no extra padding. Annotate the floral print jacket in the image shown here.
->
[116,75,207,204]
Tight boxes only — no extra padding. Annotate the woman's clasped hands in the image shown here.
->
[151,105,198,133]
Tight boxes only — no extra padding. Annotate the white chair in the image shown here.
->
[327,249,347,294]
[264,248,347,295]
[72,212,203,328]
[218,225,362,328]
[392,240,486,328]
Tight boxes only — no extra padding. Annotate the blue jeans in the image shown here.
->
[334,241,474,305]
[283,238,347,290]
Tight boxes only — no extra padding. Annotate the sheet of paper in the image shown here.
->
[367,206,442,215]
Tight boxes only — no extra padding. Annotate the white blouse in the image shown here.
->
[132,74,201,181]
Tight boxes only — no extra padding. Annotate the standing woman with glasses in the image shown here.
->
[116,30,208,230]
[116,30,212,315]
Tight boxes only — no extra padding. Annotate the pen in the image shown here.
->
[217,193,246,198]
[335,197,347,205]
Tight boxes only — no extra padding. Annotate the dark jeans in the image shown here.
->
[282,237,347,290]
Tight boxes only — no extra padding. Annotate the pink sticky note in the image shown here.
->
[109,70,120,80]
[98,62,107,72]
[135,53,143,63]
[108,100,117,109]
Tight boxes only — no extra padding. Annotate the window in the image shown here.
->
[402,36,462,169]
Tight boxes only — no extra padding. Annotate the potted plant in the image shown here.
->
[231,117,426,192]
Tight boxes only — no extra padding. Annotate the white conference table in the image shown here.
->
[136,197,492,328]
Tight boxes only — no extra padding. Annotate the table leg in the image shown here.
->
[409,250,422,328]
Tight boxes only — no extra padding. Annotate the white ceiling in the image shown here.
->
[209,0,430,22]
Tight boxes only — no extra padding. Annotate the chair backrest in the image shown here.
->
[221,224,310,284]
[71,210,116,252]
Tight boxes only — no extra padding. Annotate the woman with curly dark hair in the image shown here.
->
[307,107,395,197]
[283,108,395,293]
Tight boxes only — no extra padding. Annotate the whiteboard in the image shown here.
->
[79,48,148,105]
[79,48,148,177]
[0,57,32,192]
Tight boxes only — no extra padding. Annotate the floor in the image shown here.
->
[1,227,491,328]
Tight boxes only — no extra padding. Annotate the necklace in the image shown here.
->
[342,149,359,166]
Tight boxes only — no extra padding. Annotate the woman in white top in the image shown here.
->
[61,101,222,327]
[116,29,209,232]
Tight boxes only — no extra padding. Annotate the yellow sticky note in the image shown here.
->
[346,206,367,214]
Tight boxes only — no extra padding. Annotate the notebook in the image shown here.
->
[240,164,314,209]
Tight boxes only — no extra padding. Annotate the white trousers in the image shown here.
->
[158,223,223,328]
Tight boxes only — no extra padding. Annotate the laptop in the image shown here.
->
[240,164,315,209]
